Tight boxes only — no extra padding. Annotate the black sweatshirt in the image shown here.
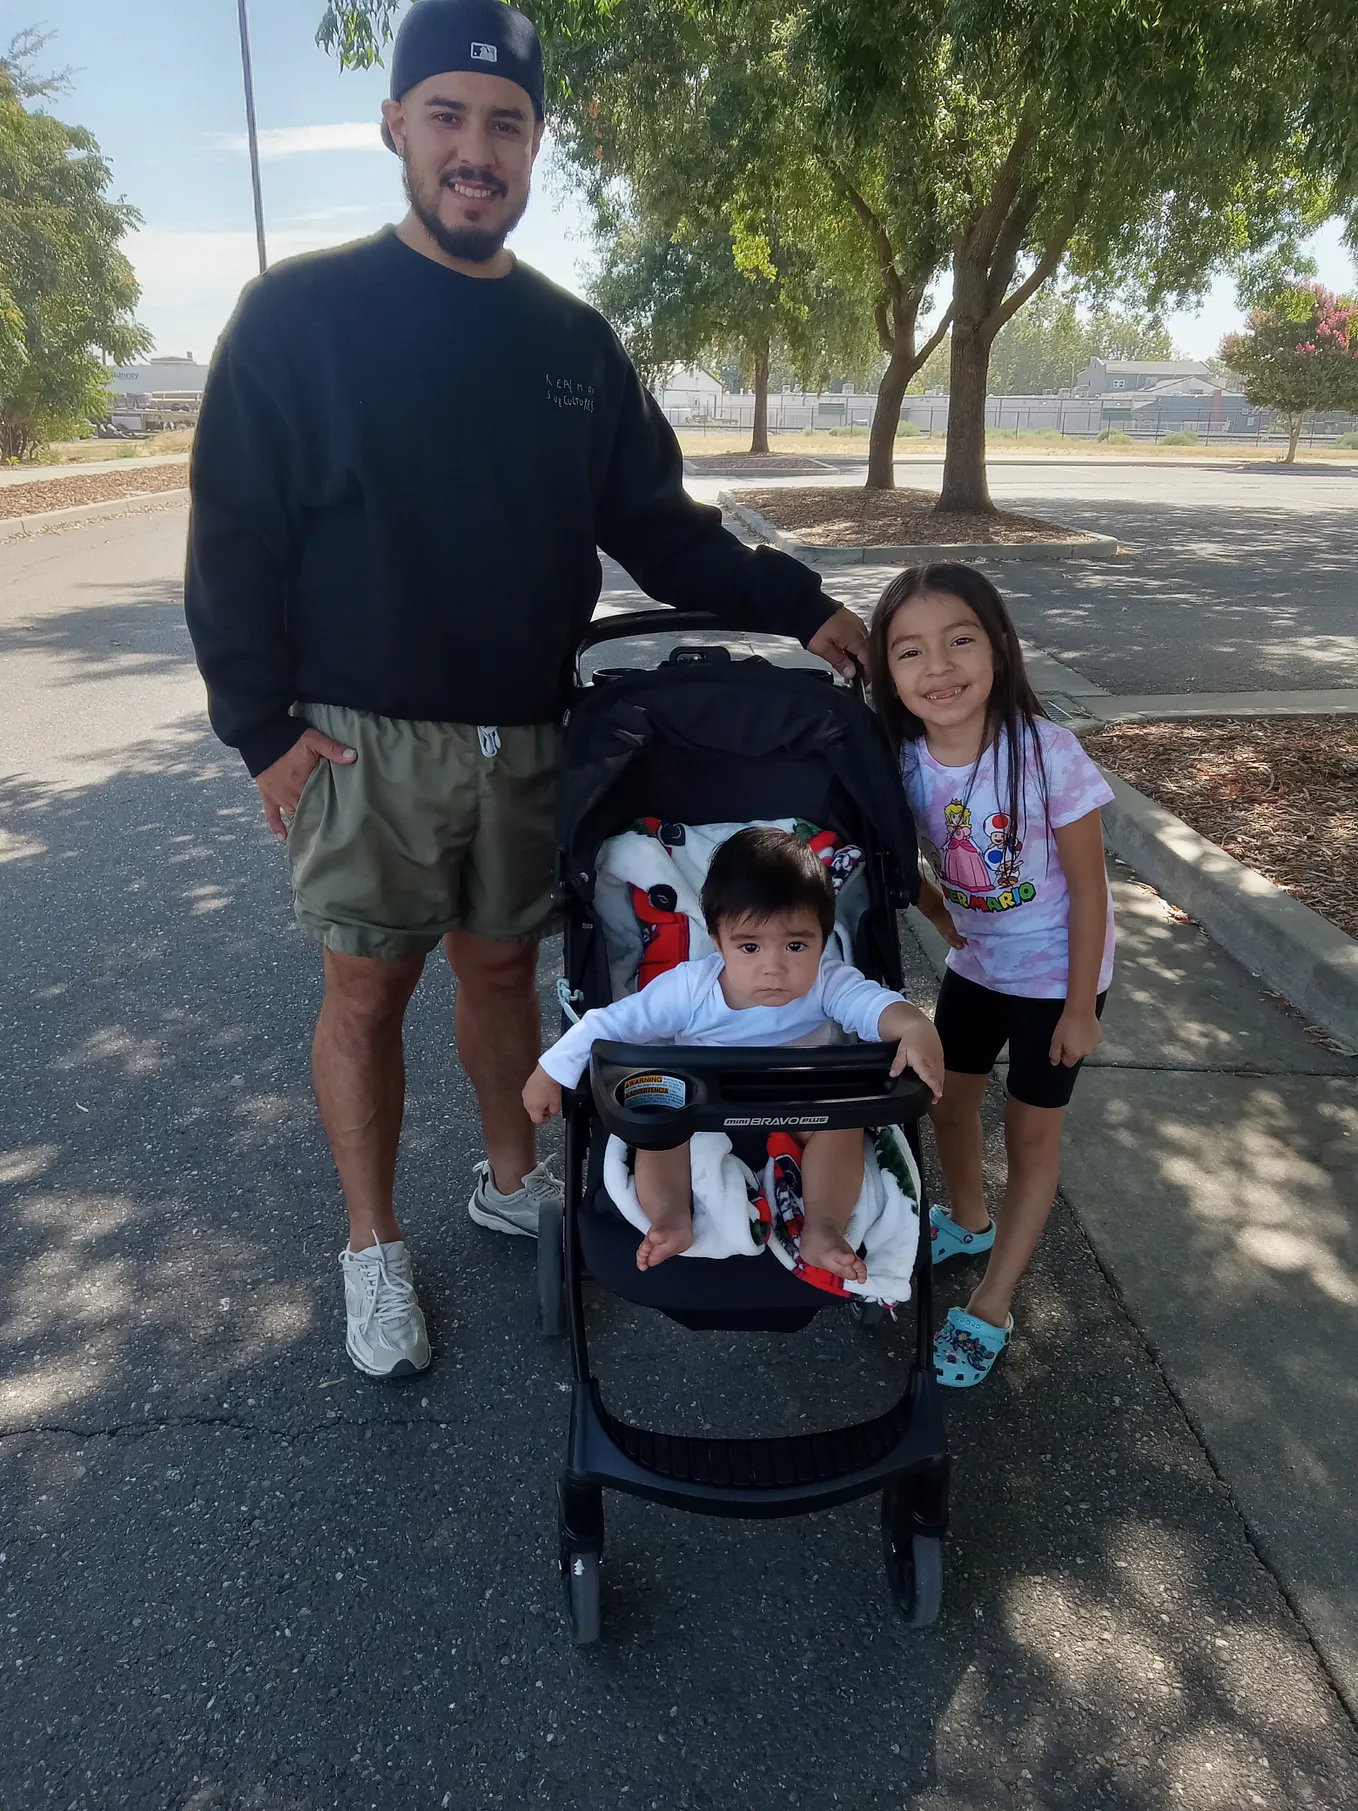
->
[184,228,836,776]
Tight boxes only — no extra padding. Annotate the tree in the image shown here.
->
[1222,283,1358,461]
[589,203,876,451]
[0,33,149,460]
[803,2,1325,511]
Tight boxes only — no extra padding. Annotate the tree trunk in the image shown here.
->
[867,349,914,490]
[1285,411,1303,463]
[937,320,995,513]
[749,339,770,455]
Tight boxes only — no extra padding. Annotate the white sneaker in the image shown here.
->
[339,1237,431,1378]
[467,1160,563,1238]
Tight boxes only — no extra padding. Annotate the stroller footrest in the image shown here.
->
[569,1379,946,1517]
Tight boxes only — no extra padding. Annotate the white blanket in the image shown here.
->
[602,1125,921,1306]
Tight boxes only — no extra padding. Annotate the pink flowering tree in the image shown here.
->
[1222,284,1358,462]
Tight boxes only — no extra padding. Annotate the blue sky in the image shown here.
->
[7,0,1356,368]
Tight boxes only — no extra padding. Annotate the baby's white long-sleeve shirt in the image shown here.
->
[539,953,907,1089]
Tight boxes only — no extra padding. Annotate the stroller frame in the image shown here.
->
[539,613,950,1644]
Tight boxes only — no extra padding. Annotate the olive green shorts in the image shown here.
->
[286,704,564,961]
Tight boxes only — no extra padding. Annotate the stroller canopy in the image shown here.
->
[557,656,920,906]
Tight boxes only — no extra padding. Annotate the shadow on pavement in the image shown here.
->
[2,725,1356,1808]
[0,577,188,686]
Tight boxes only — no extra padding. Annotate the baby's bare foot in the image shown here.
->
[636,1205,695,1270]
[799,1219,868,1284]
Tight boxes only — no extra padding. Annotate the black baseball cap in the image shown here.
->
[384,0,545,148]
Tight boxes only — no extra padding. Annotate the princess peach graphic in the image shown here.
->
[941,801,991,891]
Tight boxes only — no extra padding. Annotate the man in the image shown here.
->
[185,0,868,1380]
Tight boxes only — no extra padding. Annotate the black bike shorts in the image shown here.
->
[934,968,1108,1111]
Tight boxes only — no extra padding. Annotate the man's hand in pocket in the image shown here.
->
[254,729,356,840]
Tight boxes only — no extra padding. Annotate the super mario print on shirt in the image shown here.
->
[902,718,1116,999]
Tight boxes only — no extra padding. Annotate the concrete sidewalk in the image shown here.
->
[912,857,1358,1719]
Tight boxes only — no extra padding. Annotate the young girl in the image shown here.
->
[867,563,1114,1387]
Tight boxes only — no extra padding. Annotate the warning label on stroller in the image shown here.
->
[621,1073,687,1110]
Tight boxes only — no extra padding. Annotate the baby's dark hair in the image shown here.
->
[701,826,836,943]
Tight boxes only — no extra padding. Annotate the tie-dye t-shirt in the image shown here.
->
[901,719,1115,999]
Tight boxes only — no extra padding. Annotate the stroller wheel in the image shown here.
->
[537,1198,565,1338]
[558,1478,604,1646]
[849,1298,886,1330]
[882,1484,943,1626]
[562,1545,601,1646]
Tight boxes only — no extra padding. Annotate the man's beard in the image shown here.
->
[403,159,528,264]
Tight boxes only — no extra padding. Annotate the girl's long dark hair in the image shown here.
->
[867,562,1049,866]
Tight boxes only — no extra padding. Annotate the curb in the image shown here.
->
[718,493,1120,565]
[0,488,191,540]
[1097,770,1358,1051]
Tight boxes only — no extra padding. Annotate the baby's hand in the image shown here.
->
[522,1064,563,1125]
[887,1014,941,1093]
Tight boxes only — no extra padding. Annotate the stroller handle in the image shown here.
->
[577,609,729,656]
[577,609,870,698]
[588,1040,933,1150]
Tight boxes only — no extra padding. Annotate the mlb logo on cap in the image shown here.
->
[470,40,498,61]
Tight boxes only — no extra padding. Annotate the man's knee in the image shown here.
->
[321,947,424,1033]
[446,931,538,998]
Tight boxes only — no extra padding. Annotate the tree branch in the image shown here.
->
[915,303,954,369]
[985,185,1044,317]
[813,143,904,314]
[988,195,1084,335]
[874,300,894,355]
[962,117,1036,265]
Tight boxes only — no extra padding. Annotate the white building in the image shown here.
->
[110,355,211,401]
[653,366,724,424]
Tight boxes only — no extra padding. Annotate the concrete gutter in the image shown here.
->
[1071,689,1358,725]
[1096,770,1358,1052]
[0,488,190,540]
[718,492,1120,565]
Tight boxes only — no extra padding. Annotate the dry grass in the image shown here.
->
[33,427,197,465]
[734,484,1095,547]
[1085,717,1358,939]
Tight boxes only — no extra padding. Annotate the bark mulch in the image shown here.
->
[734,484,1098,548]
[1084,716,1358,940]
[0,461,190,521]
[686,454,834,475]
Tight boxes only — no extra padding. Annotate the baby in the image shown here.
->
[523,827,943,1278]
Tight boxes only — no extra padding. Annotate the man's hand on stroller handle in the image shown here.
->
[806,605,869,680]
[879,1002,945,1101]
[523,1064,563,1125]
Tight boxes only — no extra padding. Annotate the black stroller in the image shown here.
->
[537,612,949,1644]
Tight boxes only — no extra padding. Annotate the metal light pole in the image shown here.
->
[236,0,268,273]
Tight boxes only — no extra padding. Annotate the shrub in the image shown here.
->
[894,420,922,437]
[827,423,869,437]
[1334,432,1358,449]
[1162,430,1199,444]
[1098,429,1133,443]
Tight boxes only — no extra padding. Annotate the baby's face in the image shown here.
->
[713,912,825,1010]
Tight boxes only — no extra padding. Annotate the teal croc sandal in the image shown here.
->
[934,1306,1012,1388]
[929,1205,995,1267]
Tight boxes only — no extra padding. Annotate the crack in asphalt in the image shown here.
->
[0,1413,449,1444]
